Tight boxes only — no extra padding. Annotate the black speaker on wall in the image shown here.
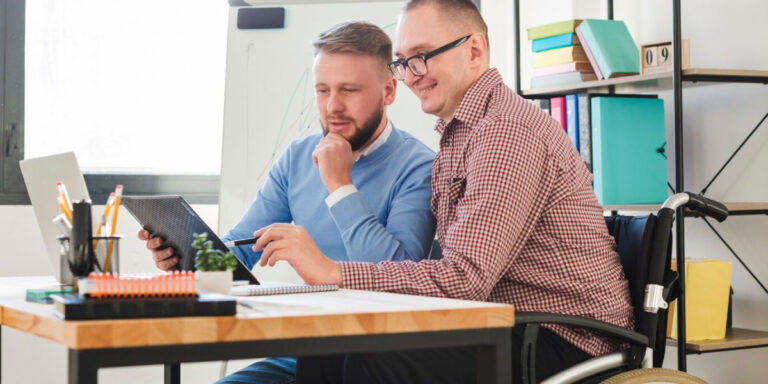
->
[237,7,285,30]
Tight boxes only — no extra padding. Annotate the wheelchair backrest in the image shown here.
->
[604,214,673,367]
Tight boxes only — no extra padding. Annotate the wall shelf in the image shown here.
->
[667,327,768,353]
[521,68,768,97]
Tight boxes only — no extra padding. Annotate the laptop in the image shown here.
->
[20,152,90,284]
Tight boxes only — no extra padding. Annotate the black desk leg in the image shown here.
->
[476,328,512,384]
[69,349,98,384]
[165,363,180,384]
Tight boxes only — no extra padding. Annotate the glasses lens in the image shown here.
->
[409,57,428,76]
[389,62,405,80]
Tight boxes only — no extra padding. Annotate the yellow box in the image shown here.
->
[667,259,732,341]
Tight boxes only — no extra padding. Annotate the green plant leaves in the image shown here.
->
[192,232,238,272]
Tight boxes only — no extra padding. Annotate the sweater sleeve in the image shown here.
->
[327,152,436,263]
[222,147,293,269]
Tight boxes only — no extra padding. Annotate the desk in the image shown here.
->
[0,276,515,384]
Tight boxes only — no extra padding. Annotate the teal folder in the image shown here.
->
[532,33,579,52]
[576,19,640,78]
[591,97,667,204]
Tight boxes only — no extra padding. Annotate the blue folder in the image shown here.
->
[591,97,667,204]
[532,33,579,52]
[565,94,579,151]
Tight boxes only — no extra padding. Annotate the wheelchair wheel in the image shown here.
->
[600,368,708,384]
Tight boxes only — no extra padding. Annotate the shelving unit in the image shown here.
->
[521,69,768,97]
[513,0,768,373]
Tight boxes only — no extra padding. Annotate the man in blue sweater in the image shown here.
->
[139,21,436,383]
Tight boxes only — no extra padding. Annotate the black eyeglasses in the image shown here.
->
[388,35,470,81]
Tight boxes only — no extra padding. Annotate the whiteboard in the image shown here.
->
[218,2,439,281]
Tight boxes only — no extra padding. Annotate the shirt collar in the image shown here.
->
[356,118,392,161]
[434,68,503,135]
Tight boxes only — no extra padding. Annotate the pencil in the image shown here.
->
[104,185,123,272]
[93,192,116,250]
[57,193,73,223]
[57,182,73,219]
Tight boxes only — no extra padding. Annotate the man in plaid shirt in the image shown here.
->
[255,1,635,382]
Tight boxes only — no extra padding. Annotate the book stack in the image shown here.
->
[527,20,597,88]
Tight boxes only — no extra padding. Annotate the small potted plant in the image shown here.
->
[192,232,238,294]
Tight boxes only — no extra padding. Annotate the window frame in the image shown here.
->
[1,0,220,205]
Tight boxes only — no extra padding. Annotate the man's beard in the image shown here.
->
[321,102,384,151]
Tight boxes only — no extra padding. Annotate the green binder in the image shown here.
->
[592,97,667,204]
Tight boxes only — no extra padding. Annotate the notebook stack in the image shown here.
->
[51,272,236,320]
[527,19,597,88]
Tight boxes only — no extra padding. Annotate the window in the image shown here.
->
[1,0,229,204]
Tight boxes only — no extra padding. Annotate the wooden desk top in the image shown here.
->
[0,276,515,350]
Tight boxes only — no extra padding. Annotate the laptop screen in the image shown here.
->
[20,152,90,283]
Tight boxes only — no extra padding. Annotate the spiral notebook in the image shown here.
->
[230,282,339,296]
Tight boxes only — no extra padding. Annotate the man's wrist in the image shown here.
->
[325,184,357,207]
[326,178,353,193]
[331,263,343,287]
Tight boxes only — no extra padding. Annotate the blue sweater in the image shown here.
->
[223,127,436,269]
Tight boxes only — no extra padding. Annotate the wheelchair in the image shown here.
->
[516,192,729,384]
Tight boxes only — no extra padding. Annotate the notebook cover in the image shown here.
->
[576,19,640,79]
[575,26,604,79]
[51,293,236,320]
[565,94,579,151]
[527,19,582,40]
[532,46,589,68]
[591,97,667,204]
[530,72,597,88]
[533,62,593,77]
[531,33,580,52]
[230,283,339,296]
[550,97,567,132]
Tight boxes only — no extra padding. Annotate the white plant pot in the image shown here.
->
[195,271,233,295]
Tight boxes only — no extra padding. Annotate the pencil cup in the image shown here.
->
[58,235,122,279]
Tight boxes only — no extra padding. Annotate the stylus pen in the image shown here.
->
[224,237,260,247]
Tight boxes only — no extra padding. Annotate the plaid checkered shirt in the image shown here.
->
[339,68,634,356]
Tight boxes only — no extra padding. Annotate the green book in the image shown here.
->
[575,19,640,79]
[26,286,74,303]
[591,97,667,205]
[526,20,582,41]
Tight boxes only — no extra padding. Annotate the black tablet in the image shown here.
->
[122,195,259,284]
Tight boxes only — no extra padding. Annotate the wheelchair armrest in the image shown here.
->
[516,311,649,346]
